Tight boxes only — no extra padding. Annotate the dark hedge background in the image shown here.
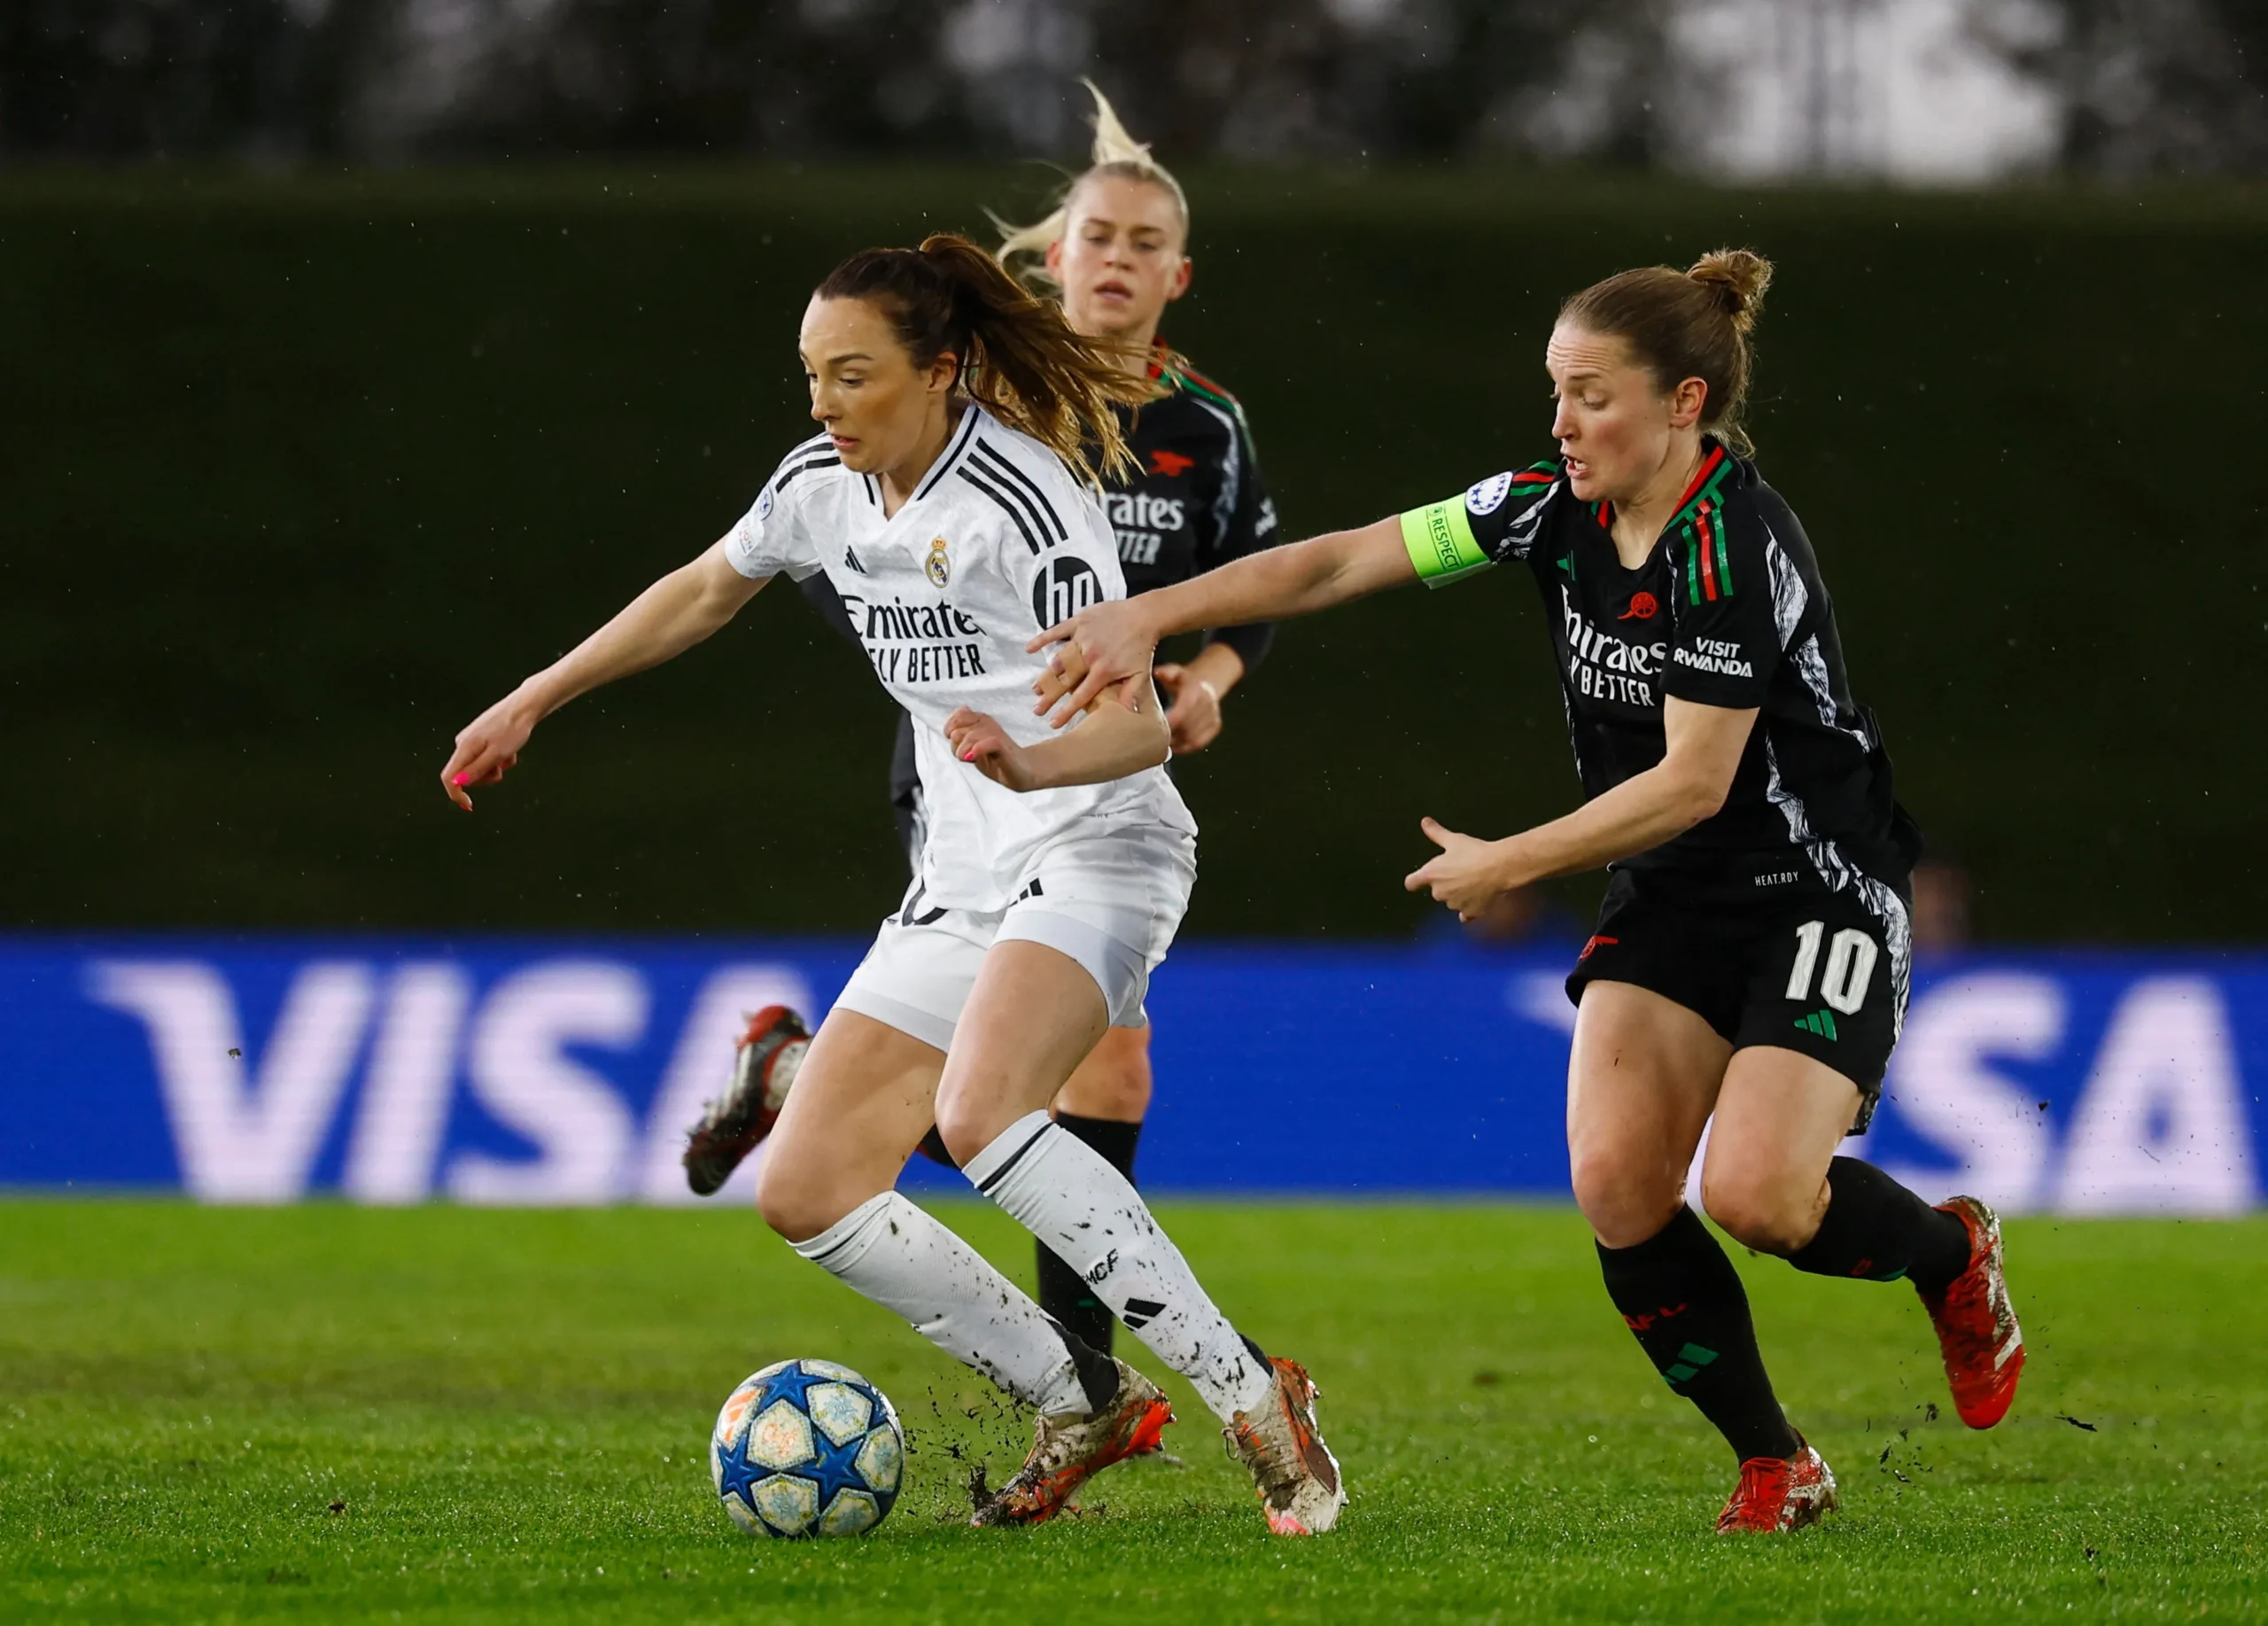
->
[6,168,2263,942]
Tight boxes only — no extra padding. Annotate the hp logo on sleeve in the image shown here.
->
[1030,557,1104,628]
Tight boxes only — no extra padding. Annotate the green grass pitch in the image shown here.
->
[3,1199,2263,1622]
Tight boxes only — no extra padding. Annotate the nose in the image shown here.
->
[1550,402,1575,445]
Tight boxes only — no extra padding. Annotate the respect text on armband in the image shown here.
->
[1413,504,1467,575]
[1399,500,1489,583]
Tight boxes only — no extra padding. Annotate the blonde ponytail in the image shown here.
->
[996,80,1191,289]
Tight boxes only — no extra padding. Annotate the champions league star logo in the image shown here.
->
[925,537,951,588]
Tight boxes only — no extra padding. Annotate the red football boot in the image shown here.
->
[1716,1437,1838,1534]
[1918,1194,2025,1428]
[681,1005,810,1196]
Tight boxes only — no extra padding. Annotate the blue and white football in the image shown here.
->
[711,1359,905,1538]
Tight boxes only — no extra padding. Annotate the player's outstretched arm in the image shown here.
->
[440,540,767,809]
[1405,697,1757,916]
[945,673,1169,794]
[1028,516,1415,727]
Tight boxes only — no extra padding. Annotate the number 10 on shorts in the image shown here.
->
[1784,921,1878,1014]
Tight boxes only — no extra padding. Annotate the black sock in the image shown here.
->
[1050,1321,1122,1414]
[1598,1207,1799,1464]
[1034,1112,1144,1357]
[1788,1156,1972,1295]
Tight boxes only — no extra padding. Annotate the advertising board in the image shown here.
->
[4,937,2258,1211]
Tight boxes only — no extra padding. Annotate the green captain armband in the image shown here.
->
[1399,498,1495,587]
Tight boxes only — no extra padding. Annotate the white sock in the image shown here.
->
[965,1112,1273,1421]
[790,1192,1093,1415]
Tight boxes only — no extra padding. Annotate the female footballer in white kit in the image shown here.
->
[439,235,1343,1536]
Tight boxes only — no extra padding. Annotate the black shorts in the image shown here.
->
[1565,863,1913,1133]
[889,711,923,875]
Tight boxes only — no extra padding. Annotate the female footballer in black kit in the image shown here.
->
[689,86,1278,1359]
[1033,250,2026,1533]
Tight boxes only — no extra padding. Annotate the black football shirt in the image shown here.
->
[1102,361,1279,669]
[1397,440,1921,888]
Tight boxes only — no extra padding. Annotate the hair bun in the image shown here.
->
[1688,248,1773,333]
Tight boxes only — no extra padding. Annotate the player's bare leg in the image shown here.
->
[1570,982,1825,1529]
[756,1010,942,1239]
[1566,981,1725,1251]
[1699,1049,1868,1256]
[941,941,1342,1535]
[1052,1023,1153,1123]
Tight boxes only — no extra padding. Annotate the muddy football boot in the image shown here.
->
[1224,1357,1346,1536]
[971,1358,1175,1528]
[682,1005,810,1196]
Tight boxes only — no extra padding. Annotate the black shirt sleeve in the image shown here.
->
[1397,465,1564,585]
[1197,404,1280,674]
[1660,500,1783,709]
[797,571,861,650]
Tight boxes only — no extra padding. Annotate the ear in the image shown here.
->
[1166,255,1193,304]
[1044,237,1066,280]
[1668,376,1709,431]
[928,350,962,395]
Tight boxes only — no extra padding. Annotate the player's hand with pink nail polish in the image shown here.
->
[942,706,1037,792]
[439,692,539,810]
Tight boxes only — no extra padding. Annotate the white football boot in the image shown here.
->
[1224,1357,1347,1536]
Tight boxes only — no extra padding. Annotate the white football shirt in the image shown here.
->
[725,405,1198,912]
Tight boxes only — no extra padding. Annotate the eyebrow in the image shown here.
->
[803,351,875,366]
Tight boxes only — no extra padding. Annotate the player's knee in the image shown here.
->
[756,1161,834,1246]
[1092,1063,1152,1119]
[1700,1167,1809,1256]
[1571,1147,1682,1250]
[931,1092,1007,1170]
[1061,1046,1152,1119]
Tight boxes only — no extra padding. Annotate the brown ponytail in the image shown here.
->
[813,233,1163,485]
[1559,248,1775,455]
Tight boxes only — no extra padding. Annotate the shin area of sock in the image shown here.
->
[1035,1113,1135,1350]
[966,1112,1270,1420]
[790,1191,1091,1414]
[1597,1207,1800,1463]
[1788,1156,1973,1294]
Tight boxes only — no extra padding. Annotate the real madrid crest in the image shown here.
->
[925,536,951,588]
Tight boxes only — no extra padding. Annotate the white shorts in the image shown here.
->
[830,828,1196,1054]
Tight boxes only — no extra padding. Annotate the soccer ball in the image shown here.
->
[710,1359,905,1538]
